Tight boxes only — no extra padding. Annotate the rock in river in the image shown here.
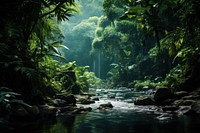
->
[97,102,113,109]
[154,87,174,105]
[134,96,155,105]
[55,94,76,105]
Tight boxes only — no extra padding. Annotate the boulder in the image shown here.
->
[52,99,68,107]
[91,96,99,101]
[97,102,113,109]
[134,96,155,105]
[55,94,76,105]
[153,87,174,105]
[65,94,77,105]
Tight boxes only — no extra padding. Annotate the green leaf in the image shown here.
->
[52,46,61,55]
[57,44,69,50]
[49,53,66,60]
[124,50,131,56]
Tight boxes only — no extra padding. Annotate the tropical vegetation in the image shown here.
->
[1,0,200,125]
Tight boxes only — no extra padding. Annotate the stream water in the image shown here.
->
[7,88,200,133]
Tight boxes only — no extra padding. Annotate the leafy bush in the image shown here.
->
[75,65,102,92]
[131,78,167,90]
[165,64,187,88]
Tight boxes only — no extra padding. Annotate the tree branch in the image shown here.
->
[40,1,65,18]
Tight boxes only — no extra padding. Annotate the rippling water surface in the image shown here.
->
[9,88,200,133]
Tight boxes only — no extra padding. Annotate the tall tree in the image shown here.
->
[0,0,77,103]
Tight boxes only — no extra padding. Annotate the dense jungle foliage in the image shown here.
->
[0,0,101,111]
[91,0,200,90]
[0,0,200,118]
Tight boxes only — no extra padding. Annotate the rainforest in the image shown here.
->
[1,0,200,133]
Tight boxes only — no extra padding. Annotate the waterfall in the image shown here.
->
[92,50,108,78]
[93,57,96,75]
[98,50,101,78]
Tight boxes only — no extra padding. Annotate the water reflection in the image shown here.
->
[44,116,76,133]
[7,107,200,133]
[38,110,200,133]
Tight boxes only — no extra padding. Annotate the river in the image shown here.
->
[7,88,200,133]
